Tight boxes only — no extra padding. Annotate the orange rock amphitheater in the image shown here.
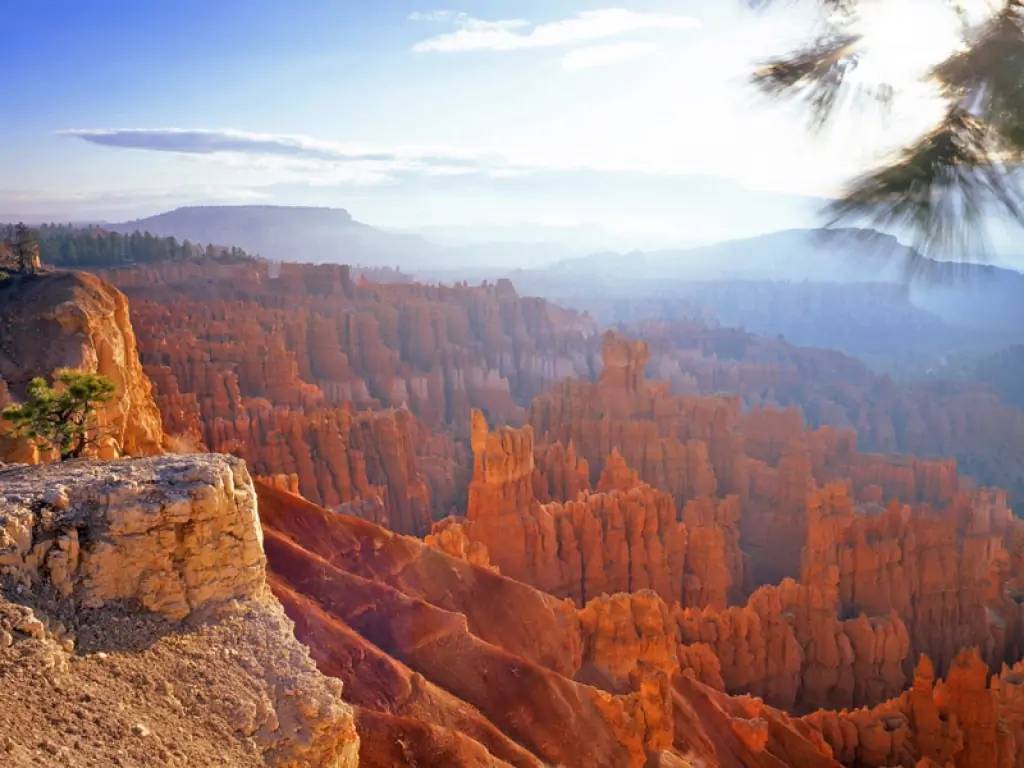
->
[4,258,1024,767]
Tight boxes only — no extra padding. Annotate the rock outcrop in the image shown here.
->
[0,271,165,462]
[450,410,698,607]
[0,454,359,768]
[0,454,264,619]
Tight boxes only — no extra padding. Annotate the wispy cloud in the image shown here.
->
[59,128,517,185]
[411,8,700,54]
[61,128,475,166]
[407,10,465,23]
[561,41,659,72]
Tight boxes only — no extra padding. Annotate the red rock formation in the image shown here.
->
[740,407,960,589]
[527,331,745,602]
[182,399,434,534]
[677,585,804,710]
[467,408,536,518]
[681,495,743,610]
[98,259,595,529]
[256,471,302,495]
[676,641,727,691]
[263,487,649,766]
[669,467,1023,717]
[104,259,593,431]
[257,481,582,676]
[533,440,590,502]
[68,258,1024,762]
[597,448,641,493]
[803,482,1024,677]
[806,650,1024,768]
[0,271,165,461]
[529,378,735,504]
[621,317,1024,505]
[272,580,539,768]
[258,480,844,768]
[425,516,495,571]
[455,410,728,608]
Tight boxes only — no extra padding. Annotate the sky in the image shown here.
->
[1,0,1006,252]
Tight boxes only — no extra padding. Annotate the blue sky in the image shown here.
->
[2,0,988,250]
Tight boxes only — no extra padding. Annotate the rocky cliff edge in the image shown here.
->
[0,453,358,767]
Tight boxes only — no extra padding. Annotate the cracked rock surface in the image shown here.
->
[0,454,358,768]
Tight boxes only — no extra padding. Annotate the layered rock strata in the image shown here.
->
[0,454,263,618]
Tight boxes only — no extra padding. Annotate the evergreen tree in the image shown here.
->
[13,223,41,272]
[753,0,1024,255]
[2,371,115,460]
[12,225,255,268]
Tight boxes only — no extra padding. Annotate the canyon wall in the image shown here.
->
[0,271,165,462]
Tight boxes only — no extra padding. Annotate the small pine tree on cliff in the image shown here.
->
[2,371,115,460]
[12,223,41,273]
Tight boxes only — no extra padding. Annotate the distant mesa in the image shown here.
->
[110,204,442,267]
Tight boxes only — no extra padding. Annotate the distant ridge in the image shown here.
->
[550,228,922,282]
[544,227,1024,333]
[111,204,442,267]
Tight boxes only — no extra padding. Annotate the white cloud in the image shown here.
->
[412,8,700,53]
[561,41,659,72]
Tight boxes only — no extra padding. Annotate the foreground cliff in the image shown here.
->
[0,454,358,767]
[0,270,165,462]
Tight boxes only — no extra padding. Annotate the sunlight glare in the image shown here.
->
[853,0,965,86]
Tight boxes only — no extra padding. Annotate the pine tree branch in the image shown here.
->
[753,32,862,128]
[826,107,1023,255]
